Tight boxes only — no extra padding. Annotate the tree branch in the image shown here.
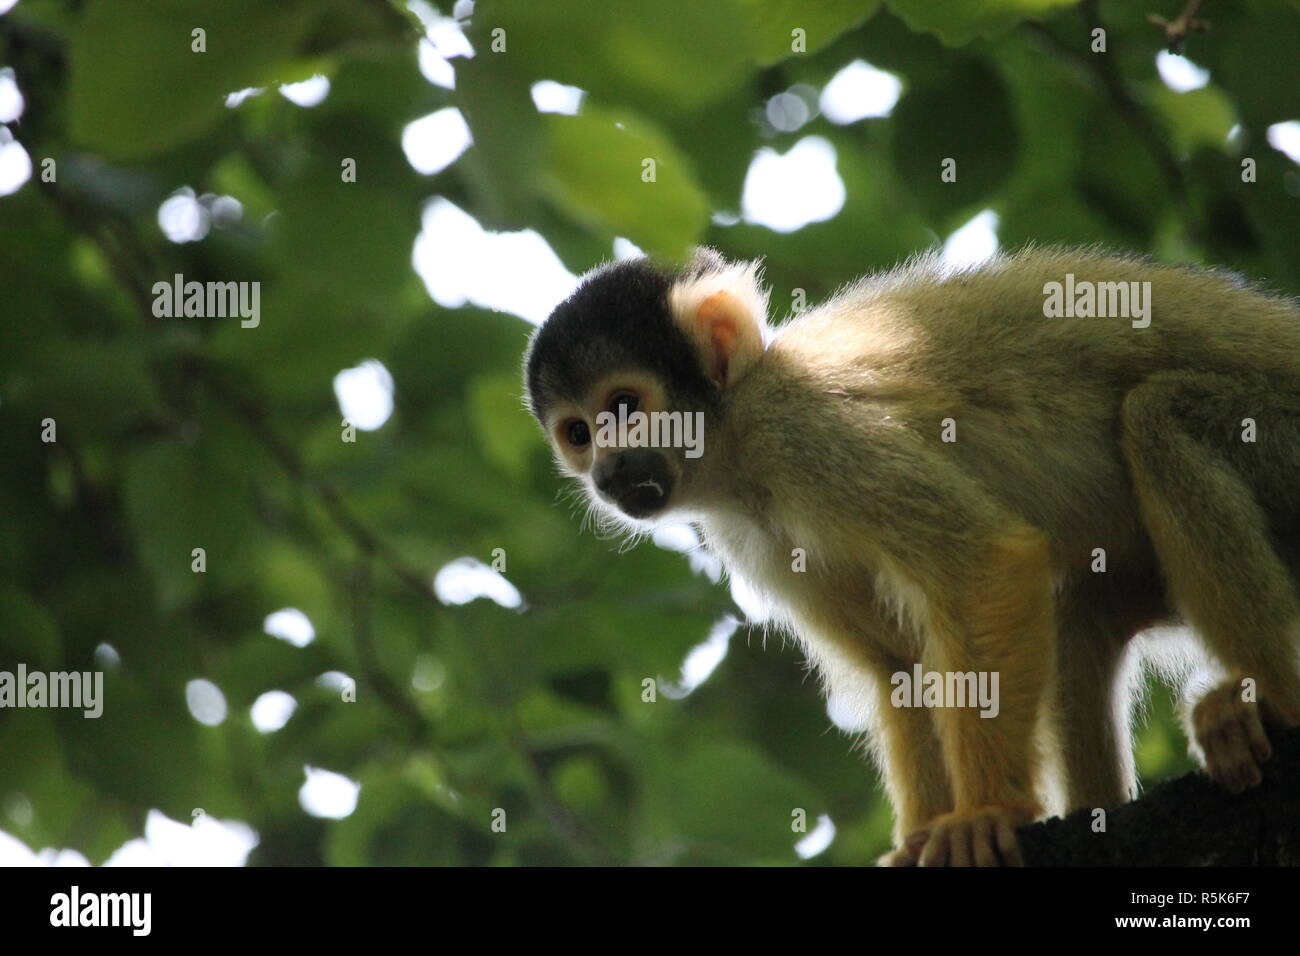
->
[1028,1,1186,199]
[1021,726,1300,865]
[1148,0,1210,53]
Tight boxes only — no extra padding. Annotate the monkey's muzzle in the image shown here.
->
[592,449,674,519]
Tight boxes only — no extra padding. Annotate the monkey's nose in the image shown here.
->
[593,450,673,518]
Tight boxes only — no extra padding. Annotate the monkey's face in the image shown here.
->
[525,251,767,530]
[542,370,684,521]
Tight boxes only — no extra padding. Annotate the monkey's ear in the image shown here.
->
[689,291,764,387]
[670,259,768,388]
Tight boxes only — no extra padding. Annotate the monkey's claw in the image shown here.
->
[1191,684,1273,793]
[908,805,1032,867]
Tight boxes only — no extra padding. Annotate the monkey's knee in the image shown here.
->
[965,524,1055,652]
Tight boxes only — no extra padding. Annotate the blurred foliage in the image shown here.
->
[1,0,1297,866]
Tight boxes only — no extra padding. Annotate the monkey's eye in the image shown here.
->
[564,419,591,448]
[608,391,640,415]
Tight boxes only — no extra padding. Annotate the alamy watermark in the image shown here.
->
[890,664,1000,718]
[152,273,260,327]
[594,406,705,459]
[50,886,150,936]
[0,664,103,718]
[1043,273,1151,328]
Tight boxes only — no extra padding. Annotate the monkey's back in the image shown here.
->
[752,247,1300,567]
[780,247,1300,390]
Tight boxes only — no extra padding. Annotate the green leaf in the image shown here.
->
[26,336,162,435]
[270,178,417,302]
[455,53,544,231]
[324,767,462,866]
[62,672,203,814]
[473,0,755,113]
[0,709,99,851]
[551,753,611,811]
[0,587,62,669]
[890,58,1018,225]
[887,0,1078,45]
[1147,84,1237,156]
[738,0,883,64]
[68,0,315,159]
[1078,103,1168,243]
[1211,3,1300,130]
[468,371,543,481]
[121,439,256,611]
[654,739,822,861]
[543,107,709,259]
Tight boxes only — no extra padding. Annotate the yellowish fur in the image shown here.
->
[529,245,1300,865]
[685,247,1300,860]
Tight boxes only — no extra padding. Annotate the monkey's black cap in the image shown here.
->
[524,256,719,422]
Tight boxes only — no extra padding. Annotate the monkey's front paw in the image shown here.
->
[907,805,1033,867]
[1191,684,1273,793]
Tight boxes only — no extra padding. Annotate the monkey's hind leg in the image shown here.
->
[872,685,954,866]
[1121,371,1300,792]
[1052,602,1140,813]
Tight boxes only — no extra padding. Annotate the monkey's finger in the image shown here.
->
[1228,735,1264,790]
[949,824,974,867]
[1211,760,1242,794]
[1232,728,1263,790]
[995,817,1024,867]
[1223,758,1254,793]
[972,816,998,867]
[918,828,950,868]
[1244,712,1272,764]
[1204,723,1241,790]
[904,829,930,858]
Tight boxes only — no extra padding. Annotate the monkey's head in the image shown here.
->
[524,248,769,527]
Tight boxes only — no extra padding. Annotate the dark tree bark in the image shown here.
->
[1020,727,1300,865]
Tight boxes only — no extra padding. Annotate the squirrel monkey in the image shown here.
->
[523,246,1300,866]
